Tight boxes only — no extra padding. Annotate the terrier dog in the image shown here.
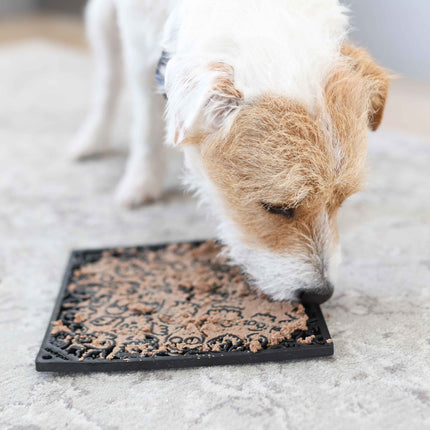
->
[70,0,390,304]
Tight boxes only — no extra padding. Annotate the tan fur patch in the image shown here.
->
[200,96,339,253]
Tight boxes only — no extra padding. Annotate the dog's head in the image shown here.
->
[165,45,389,303]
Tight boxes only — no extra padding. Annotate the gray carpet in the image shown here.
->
[0,41,429,430]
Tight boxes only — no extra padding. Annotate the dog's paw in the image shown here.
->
[115,172,164,208]
[68,124,111,161]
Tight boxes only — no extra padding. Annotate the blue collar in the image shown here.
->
[156,50,170,99]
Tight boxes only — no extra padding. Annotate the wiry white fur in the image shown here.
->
[220,219,321,301]
[73,0,348,300]
[164,0,349,141]
[328,243,342,287]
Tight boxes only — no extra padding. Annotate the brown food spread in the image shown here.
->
[50,241,311,360]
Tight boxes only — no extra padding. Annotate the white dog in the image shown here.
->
[70,0,389,304]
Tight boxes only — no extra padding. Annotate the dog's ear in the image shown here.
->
[342,44,390,131]
[165,57,243,145]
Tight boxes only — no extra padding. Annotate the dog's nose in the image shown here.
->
[299,282,334,305]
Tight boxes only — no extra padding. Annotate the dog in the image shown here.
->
[70,0,390,304]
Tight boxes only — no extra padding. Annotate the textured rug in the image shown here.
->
[0,41,429,430]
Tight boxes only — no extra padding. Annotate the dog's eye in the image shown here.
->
[261,202,295,219]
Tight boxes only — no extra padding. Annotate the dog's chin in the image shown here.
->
[327,243,341,287]
[221,238,323,302]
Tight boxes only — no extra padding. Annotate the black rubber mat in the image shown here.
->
[36,241,333,372]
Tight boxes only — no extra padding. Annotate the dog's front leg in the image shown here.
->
[69,0,122,160]
[115,80,166,208]
[115,0,167,208]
